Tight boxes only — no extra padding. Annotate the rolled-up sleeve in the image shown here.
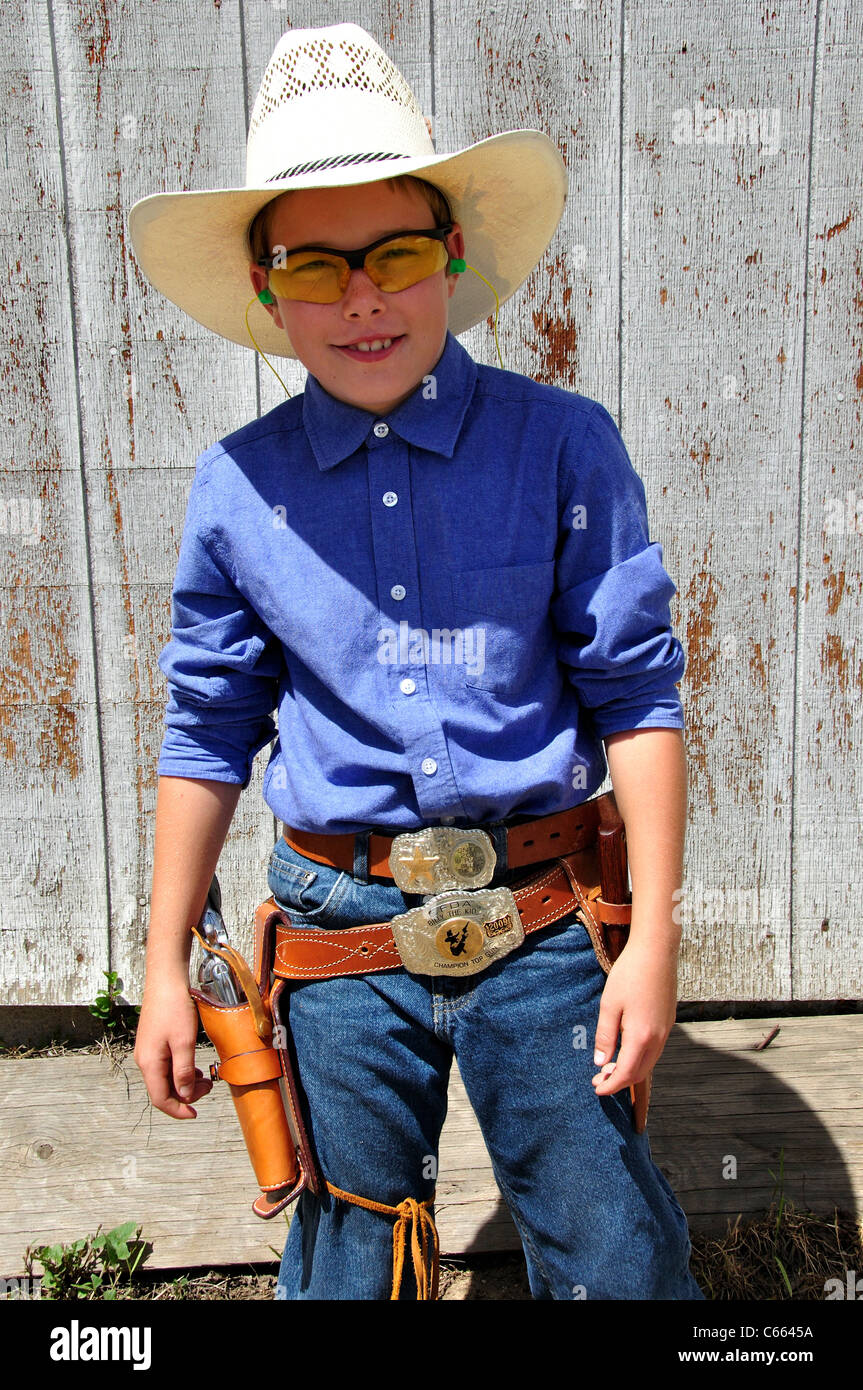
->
[156,460,282,787]
[551,403,685,737]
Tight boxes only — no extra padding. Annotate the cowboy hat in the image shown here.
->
[128,22,568,360]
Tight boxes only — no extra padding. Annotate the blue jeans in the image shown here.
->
[267,832,704,1301]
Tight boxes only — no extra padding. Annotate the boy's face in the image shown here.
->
[249,181,464,416]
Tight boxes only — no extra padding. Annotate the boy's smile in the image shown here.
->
[250,181,464,416]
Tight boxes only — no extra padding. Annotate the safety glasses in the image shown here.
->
[257,224,454,303]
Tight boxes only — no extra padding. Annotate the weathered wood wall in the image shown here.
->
[1,1,861,1005]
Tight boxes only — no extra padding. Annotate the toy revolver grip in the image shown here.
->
[190,927,306,1219]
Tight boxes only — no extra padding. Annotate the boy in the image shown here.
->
[130,23,704,1300]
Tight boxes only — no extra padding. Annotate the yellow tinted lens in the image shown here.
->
[366,236,448,291]
[267,251,347,303]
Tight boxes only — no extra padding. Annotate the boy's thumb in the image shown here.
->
[593,1016,619,1066]
[174,1065,197,1101]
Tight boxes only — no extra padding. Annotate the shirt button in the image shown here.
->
[390,584,406,600]
[373,422,389,438]
[399,678,416,695]
[382,491,398,506]
[421,758,438,776]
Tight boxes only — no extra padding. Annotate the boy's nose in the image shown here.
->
[340,267,387,314]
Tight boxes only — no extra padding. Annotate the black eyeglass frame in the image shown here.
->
[256,223,455,270]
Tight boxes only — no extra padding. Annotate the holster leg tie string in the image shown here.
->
[324,1181,440,1301]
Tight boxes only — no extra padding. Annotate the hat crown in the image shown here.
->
[246,23,434,187]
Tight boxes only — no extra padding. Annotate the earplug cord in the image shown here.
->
[244,260,504,399]
[458,261,504,374]
[244,296,293,396]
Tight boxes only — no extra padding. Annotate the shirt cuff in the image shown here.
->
[591,691,685,740]
[157,719,275,789]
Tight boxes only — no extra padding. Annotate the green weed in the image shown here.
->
[24,1222,148,1300]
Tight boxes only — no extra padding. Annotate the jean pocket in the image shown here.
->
[267,841,350,925]
[450,560,555,694]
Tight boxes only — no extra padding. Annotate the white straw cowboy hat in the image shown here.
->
[128,22,568,360]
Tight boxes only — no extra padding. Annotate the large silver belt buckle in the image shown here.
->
[388,827,522,976]
[389,886,524,977]
[389,826,496,894]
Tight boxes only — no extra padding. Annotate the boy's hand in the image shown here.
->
[134,980,213,1119]
[591,938,678,1099]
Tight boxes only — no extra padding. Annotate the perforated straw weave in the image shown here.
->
[248,31,423,138]
[244,24,434,187]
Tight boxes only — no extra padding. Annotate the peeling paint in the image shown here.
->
[76,0,112,68]
[634,131,661,167]
[530,252,578,387]
[823,564,846,617]
[749,640,767,692]
[0,589,81,779]
[683,545,721,814]
[821,631,863,697]
[689,435,712,501]
[821,211,854,241]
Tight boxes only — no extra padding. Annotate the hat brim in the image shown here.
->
[127,130,568,360]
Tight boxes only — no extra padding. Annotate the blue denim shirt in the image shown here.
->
[157,330,685,833]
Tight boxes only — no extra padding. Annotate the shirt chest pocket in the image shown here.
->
[448,561,555,695]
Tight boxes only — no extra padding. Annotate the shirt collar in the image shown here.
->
[302,330,478,471]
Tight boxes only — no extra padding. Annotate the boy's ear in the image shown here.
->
[250,263,279,317]
[446,222,466,277]
[446,225,466,298]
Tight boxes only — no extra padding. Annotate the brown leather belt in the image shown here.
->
[269,852,629,983]
[263,791,651,1133]
[282,799,604,878]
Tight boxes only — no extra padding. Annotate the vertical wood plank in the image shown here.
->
[0,1,109,1003]
[624,2,820,998]
[436,1,592,384]
[793,0,863,996]
[59,0,276,988]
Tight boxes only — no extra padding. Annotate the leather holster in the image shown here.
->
[189,905,323,1219]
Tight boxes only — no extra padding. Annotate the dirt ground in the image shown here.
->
[123,1254,533,1300]
[62,1202,863,1299]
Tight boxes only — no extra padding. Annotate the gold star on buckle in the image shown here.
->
[397,845,440,891]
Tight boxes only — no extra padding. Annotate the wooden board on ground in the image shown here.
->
[0,1016,860,1273]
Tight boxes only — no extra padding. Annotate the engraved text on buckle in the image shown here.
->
[389,886,524,977]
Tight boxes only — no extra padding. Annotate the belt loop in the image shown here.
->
[353,828,371,884]
[486,821,508,875]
